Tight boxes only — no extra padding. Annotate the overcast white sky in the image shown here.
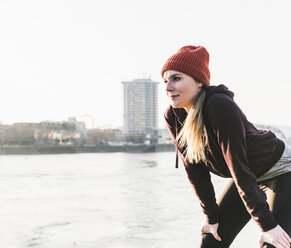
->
[0,0,290,129]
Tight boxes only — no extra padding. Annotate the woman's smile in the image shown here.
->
[170,94,179,100]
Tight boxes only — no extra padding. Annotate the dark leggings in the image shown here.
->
[200,172,291,248]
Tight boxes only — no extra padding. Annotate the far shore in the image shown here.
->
[0,143,175,155]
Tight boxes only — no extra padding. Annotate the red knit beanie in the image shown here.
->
[161,45,210,87]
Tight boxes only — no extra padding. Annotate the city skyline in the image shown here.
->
[1,0,291,129]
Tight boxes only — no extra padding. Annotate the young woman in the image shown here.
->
[162,45,291,248]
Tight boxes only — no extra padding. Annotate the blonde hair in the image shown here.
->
[176,87,207,164]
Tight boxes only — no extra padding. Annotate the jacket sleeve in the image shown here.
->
[164,105,219,224]
[206,96,277,231]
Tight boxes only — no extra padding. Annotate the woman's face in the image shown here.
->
[163,70,203,112]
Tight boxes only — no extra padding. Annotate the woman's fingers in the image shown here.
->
[212,231,222,241]
[200,222,222,242]
[280,235,291,248]
[283,232,291,243]
[281,229,291,248]
[277,238,290,248]
[266,236,290,248]
[274,239,290,248]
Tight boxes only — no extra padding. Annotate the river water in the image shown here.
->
[0,152,260,248]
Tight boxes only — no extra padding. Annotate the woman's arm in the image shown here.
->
[184,160,219,224]
[164,105,219,224]
[206,96,277,232]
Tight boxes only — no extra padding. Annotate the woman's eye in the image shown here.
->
[173,77,180,81]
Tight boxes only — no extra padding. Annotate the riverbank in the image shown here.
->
[0,144,175,155]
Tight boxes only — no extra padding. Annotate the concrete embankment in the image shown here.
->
[0,144,175,155]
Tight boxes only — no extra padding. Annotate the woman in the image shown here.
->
[162,45,291,248]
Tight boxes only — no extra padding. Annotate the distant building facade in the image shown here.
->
[85,128,123,145]
[0,118,86,146]
[158,128,173,144]
[122,78,159,144]
[36,118,86,145]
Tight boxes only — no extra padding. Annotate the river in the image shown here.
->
[0,152,260,248]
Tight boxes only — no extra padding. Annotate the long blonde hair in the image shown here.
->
[176,87,207,164]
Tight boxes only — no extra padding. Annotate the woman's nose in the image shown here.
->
[166,81,174,92]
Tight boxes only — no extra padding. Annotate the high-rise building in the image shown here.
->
[122,78,159,144]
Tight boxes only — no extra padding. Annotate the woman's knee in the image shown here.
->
[199,233,229,248]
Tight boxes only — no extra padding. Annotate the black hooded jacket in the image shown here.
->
[164,84,285,232]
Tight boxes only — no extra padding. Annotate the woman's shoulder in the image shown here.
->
[203,85,244,121]
[204,84,235,106]
[205,94,235,112]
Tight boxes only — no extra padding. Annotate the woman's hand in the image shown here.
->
[259,225,291,248]
[201,222,222,242]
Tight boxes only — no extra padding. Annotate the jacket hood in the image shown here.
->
[204,84,234,101]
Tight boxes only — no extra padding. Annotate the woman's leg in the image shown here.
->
[258,172,291,248]
[200,179,251,248]
[200,172,291,248]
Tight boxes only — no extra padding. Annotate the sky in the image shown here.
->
[0,0,291,129]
